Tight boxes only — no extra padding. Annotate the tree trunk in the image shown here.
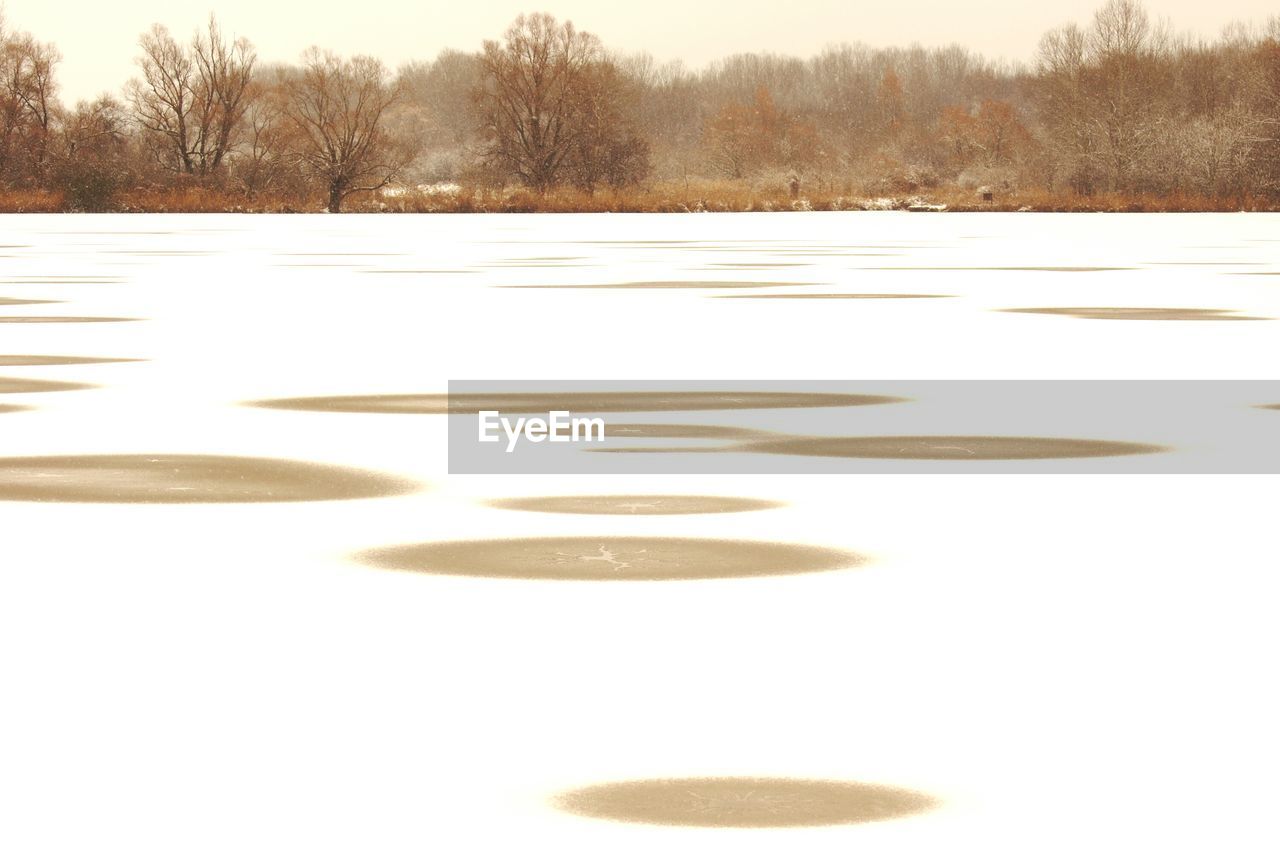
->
[328,181,343,213]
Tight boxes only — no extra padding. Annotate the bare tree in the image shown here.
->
[621,56,702,183]
[1035,24,1095,189]
[126,16,255,178]
[476,13,646,191]
[53,95,133,210]
[277,49,408,211]
[1033,1,1170,192]
[59,95,128,160]
[1086,0,1170,190]
[399,50,483,150]
[395,50,484,183]
[232,74,293,198]
[1248,33,1280,189]
[0,22,60,185]
[562,56,651,191]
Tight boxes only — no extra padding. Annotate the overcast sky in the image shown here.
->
[6,0,1278,104]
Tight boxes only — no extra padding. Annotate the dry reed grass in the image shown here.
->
[1,182,1274,214]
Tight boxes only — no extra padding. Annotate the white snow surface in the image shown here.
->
[1,211,1278,852]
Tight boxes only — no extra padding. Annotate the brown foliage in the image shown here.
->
[939,100,1031,168]
[703,87,819,178]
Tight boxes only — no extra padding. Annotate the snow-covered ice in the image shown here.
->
[1,212,1278,852]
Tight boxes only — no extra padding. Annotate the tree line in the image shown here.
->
[3,1,1280,211]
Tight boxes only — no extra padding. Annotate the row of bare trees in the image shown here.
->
[4,2,1280,209]
[1033,0,1280,195]
[2,14,407,210]
[124,18,407,210]
[396,2,1280,199]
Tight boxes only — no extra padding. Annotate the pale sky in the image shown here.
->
[6,0,1277,104]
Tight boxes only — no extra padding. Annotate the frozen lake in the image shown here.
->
[1,212,1278,852]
